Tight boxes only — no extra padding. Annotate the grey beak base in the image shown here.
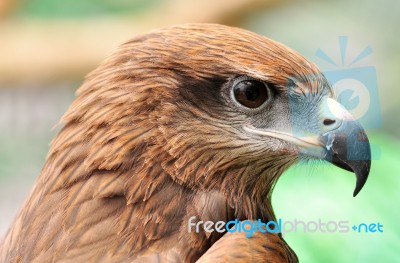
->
[321,120,371,197]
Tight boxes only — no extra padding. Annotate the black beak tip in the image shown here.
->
[352,160,371,197]
[353,182,363,197]
[323,120,371,197]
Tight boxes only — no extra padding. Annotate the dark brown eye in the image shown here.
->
[233,80,269,108]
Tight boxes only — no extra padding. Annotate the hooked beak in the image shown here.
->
[321,118,371,197]
[244,98,371,197]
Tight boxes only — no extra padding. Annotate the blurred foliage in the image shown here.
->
[16,0,163,18]
[273,132,400,262]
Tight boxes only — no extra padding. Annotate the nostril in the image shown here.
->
[323,119,336,126]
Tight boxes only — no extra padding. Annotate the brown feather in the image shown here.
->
[0,23,325,262]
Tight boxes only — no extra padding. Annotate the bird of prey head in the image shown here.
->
[1,24,371,262]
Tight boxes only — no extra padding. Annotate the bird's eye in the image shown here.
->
[233,79,270,109]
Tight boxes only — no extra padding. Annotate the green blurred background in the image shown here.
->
[0,0,399,262]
